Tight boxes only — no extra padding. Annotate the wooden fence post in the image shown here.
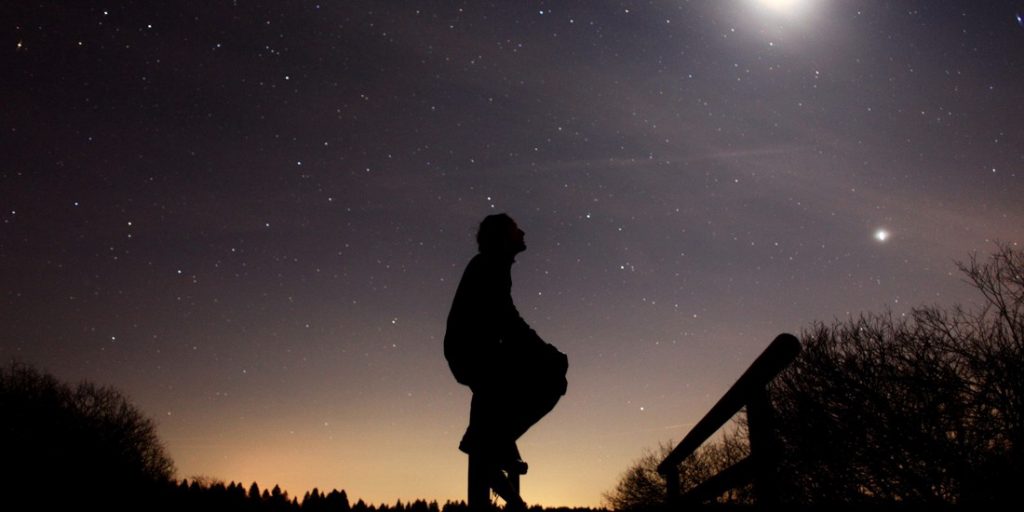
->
[467,454,489,511]
[664,465,680,508]
[747,387,781,507]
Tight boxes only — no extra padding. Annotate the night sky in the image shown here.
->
[3,0,1023,507]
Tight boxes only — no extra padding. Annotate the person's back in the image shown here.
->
[445,249,544,389]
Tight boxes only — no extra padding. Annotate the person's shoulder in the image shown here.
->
[459,253,489,279]
[467,252,501,270]
[463,253,510,281]
[464,253,486,272]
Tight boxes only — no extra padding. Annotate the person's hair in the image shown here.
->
[477,213,515,253]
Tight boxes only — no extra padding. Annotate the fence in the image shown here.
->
[656,333,801,507]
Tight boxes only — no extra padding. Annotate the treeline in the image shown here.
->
[0,360,606,511]
[168,480,606,512]
[167,479,430,512]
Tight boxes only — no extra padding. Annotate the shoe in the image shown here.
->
[502,458,528,475]
[500,442,527,475]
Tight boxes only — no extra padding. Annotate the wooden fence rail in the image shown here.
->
[657,333,801,508]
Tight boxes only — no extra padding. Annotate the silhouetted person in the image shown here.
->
[445,213,568,510]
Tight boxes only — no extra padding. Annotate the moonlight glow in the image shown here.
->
[757,0,803,12]
[875,229,891,242]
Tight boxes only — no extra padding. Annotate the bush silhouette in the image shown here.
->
[608,243,1024,507]
[770,243,1023,505]
[604,425,750,509]
[0,362,175,507]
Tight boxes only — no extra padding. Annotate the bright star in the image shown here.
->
[874,229,890,242]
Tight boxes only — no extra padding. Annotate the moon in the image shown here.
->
[757,0,803,12]
[752,0,814,20]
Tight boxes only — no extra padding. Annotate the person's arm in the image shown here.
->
[496,267,544,348]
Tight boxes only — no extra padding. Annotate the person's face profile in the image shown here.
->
[507,221,526,253]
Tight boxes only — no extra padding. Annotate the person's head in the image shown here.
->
[477,213,526,256]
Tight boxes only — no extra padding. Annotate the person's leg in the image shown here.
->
[503,346,568,444]
[462,391,505,456]
[505,381,564,443]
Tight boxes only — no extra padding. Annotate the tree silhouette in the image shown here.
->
[325,489,352,511]
[769,243,1024,506]
[352,498,370,512]
[604,424,749,509]
[0,362,175,508]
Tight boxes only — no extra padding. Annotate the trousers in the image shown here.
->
[460,361,567,461]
